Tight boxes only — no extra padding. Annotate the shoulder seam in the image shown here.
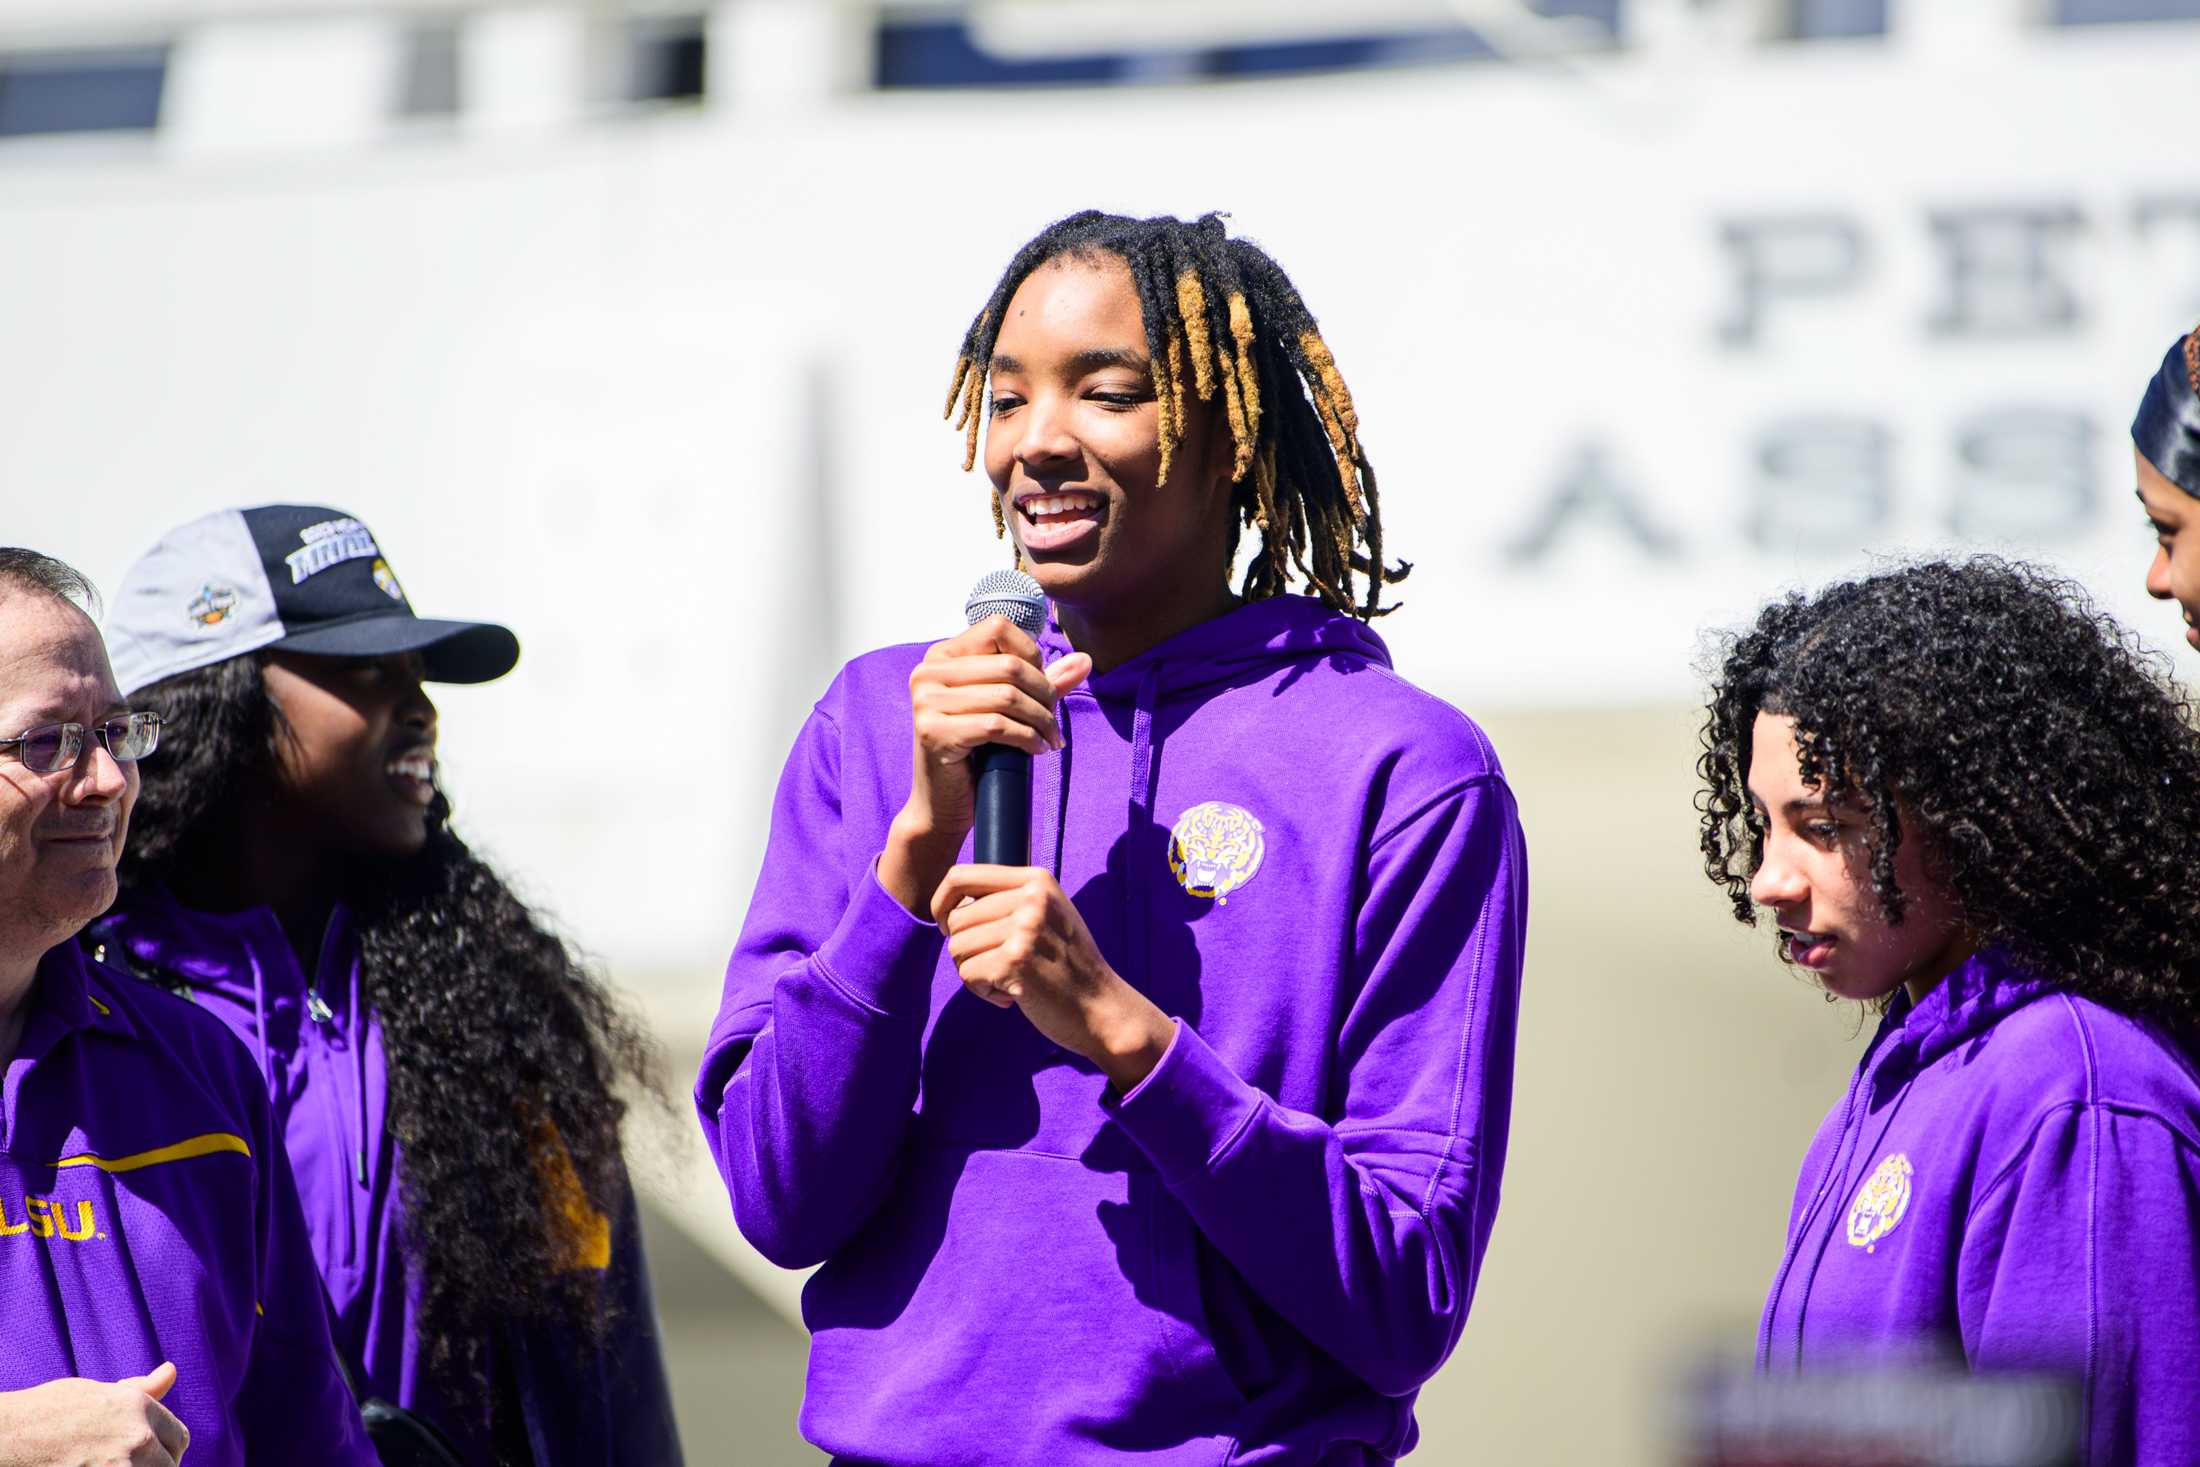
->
[2061,993,2102,1107]
[2073,992,2102,1425]
[2090,1101,2200,1160]
[1963,1097,2200,1223]
[1370,773,1511,855]
[1966,1100,2089,1223]
[1357,663,1498,746]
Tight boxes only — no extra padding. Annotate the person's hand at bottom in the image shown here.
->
[0,1361,190,1467]
[934,864,1175,1093]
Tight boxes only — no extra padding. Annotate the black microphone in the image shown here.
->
[963,570,1048,866]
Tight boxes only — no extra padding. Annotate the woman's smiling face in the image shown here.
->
[982,253,1234,618]
[262,650,439,862]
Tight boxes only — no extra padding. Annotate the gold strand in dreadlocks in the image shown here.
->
[1122,248,1182,491]
[947,310,992,476]
[1228,292,1261,446]
[1296,331,1365,520]
[1175,270,1217,402]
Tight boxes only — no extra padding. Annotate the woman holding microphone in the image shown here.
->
[697,210,1528,1464]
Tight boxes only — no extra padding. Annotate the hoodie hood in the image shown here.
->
[1873,947,2057,1075]
[1039,593,1391,703]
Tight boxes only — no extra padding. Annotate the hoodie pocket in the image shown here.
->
[800,1147,1245,1467]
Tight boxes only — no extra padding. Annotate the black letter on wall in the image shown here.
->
[2134,197,2200,320]
[1748,417,1893,554]
[1948,409,2095,544]
[1501,441,1683,565]
[1924,205,2086,338]
[1716,215,1870,349]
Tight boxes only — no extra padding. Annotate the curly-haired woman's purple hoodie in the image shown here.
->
[1761,948,2200,1464]
[695,595,1529,1465]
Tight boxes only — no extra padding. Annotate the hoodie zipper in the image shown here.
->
[307,916,365,1270]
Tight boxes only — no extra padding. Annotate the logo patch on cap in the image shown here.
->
[186,584,239,627]
[284,517,381,585]
[371,558,406,603]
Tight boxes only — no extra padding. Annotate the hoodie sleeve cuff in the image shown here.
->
[1103,1020,1266,1187]
[809,857,946,1021]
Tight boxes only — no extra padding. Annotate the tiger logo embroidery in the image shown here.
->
[1846,1153,1914,1254]
[1167,801,1265,904]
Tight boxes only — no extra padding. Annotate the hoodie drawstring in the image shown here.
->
[1125,663,1163,987]
[1037,697,1070,879]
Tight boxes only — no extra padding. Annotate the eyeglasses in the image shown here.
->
[0,713,162,775]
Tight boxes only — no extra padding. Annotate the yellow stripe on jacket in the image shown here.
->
[53,1132,252,1174]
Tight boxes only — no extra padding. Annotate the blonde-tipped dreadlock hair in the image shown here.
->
[945,210,1408,620]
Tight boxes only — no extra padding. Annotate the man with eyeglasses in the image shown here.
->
[0,549,374,1467]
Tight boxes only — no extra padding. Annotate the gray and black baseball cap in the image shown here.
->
[105,505,519,696]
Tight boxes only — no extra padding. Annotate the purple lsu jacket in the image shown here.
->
[0,938,374,1463]
[1762,947,2200,1464]
[696,595,1530,1465]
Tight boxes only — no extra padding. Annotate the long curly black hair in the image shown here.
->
[119,653,658,1385]
[1698,556,2200,1027]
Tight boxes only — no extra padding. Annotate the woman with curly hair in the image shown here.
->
[1698,556,2200,1465]
[91,505,679,1465]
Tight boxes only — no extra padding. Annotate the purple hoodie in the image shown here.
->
[1761,948,2200,1464]
[1,940,375,1464]
[695,595,1529,1465]
[94,888,683,1467]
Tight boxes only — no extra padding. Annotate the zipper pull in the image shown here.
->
[305,990,334,1024]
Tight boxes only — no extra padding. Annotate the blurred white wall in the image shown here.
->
[6,4,2194,975]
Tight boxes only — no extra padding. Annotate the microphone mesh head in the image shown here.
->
[964,569,1047,637]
